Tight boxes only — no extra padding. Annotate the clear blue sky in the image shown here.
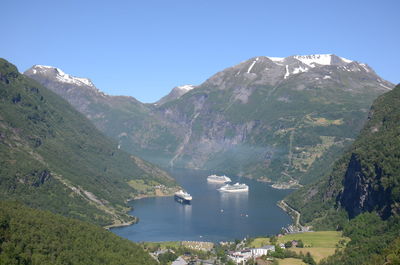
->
[2,0,399,102]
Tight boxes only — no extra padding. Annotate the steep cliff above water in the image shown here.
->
[286,83,400,227]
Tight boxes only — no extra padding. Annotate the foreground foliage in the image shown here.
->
[0,201,157,265]
[320,213,400,265]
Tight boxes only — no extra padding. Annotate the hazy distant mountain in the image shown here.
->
[25,54,394,185]
[155,84,196,105]
[151,54,393,184]
[25,65,182,166]
[1,58,177,226]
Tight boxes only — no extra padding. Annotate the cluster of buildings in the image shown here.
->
[227,245,275,264]
[171,256,215,265]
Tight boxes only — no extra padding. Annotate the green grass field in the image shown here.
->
[276,231,348,248]
[291,247,337,263]
[251,237,272,248]
[278,258,306,265]
[251,231,349,264]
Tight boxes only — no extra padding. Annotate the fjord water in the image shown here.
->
[111,169,292,242]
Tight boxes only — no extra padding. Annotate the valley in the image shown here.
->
[1,55,399,264]
[25,54,393,187]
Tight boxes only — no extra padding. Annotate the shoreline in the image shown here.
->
[105,188,179,230]
[241,174,301,190]
[132,191,175,201]
[104,219,137,230]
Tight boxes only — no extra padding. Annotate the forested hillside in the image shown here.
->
[0,58,177,226]
[285,84,400,264]
[0,201,157,265]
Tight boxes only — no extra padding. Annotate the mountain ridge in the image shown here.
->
[285,83,400,228]
[25,54,394,185]
[0,58,178,226]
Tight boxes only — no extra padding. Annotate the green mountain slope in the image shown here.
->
[284,84,400,265]
[152,55,391,185]
[0,58,177,226]
[0,201,157,265]
[25,55,393,186]
[286,84,400,227]
[24,65,181,166]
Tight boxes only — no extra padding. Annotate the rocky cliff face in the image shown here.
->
[340,153,393,219]
[151,54,392,183]
[286,84,400,225]
[25,54,394,185]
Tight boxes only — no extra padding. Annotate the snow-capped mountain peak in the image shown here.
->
[29,65,95,88]
[266,56,285,63]
[176,84,195,92]
[154,84,196,105]
[292,54,353,67]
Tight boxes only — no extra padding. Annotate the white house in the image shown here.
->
[228,253,246,264]
[171,256,187,265]
[228,249,252,263]
[251,245,275,258]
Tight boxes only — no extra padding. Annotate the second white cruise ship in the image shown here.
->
[218,183,249,192]
[207,174,232,183]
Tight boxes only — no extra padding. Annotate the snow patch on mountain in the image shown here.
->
[341,57,353,63]
[176,84,195,92]
[284,65,290,79]
[267,57,285,63]
[380,83,392,90]
[294,54,332,67]
[292,66,309,74]
[247,59,257,73]
[360,63,371,73]
[31,65,95,88]
[293,54,353,67]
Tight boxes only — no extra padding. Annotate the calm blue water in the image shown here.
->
[111,169,292,242]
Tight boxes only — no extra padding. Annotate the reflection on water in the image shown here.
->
[206,181,225,190]
[111,169,292,242]
[178,204,192,220]
[220,192,248,208]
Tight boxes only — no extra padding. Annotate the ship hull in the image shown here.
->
[218,188,248,193]
[207,179,230,183]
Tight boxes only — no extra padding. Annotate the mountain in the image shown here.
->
[286,83,400,227]
[24,65,181,166]
[0,58,177,226]
[155,84,196,105]
[0,201,157,265]
[25,54,394,185]
[283,84,400,265]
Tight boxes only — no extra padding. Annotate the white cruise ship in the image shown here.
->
[207,174,232,183]
[174,190,192,204]
[218,183,249,193]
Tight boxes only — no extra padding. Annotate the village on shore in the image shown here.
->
[143,224,344,265]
